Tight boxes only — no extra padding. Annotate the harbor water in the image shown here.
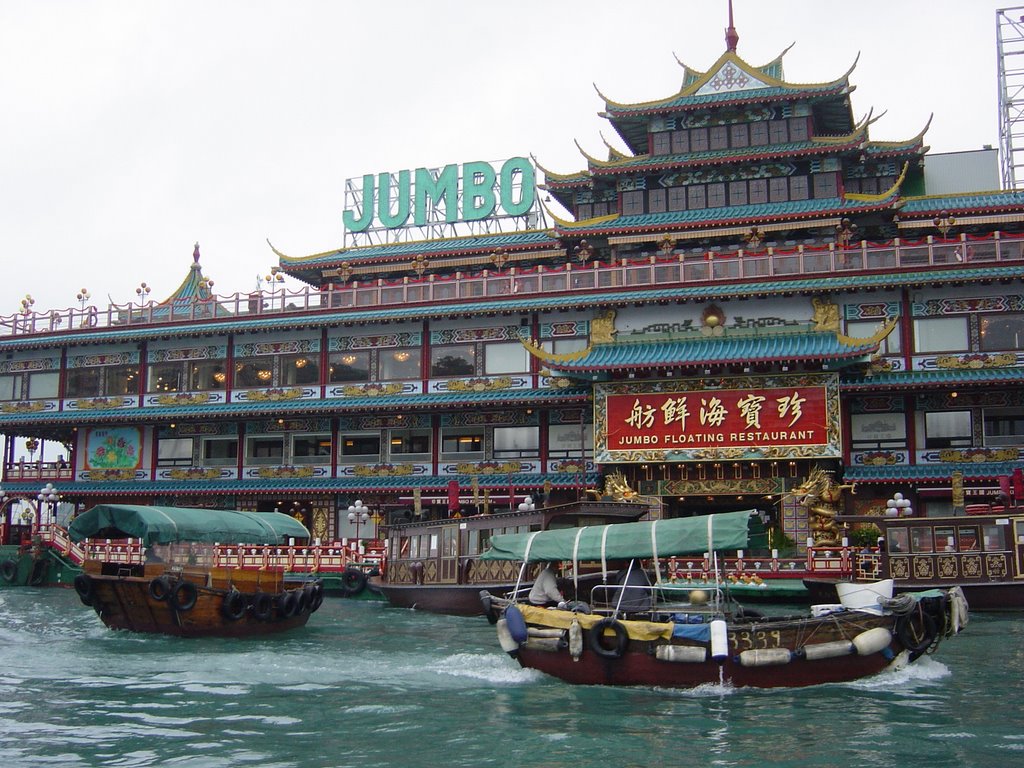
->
[1,588,1022,767]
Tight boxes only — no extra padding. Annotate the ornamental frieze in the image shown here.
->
[431,326,524,344]
[70,351,139,367]
[149,345,224,362]
[937,448,1019,463]
[1,401,49,414]
[239,387,306,402]
[255,466,315,479]
[73,396,131,410]
[934,352,1017,369]
[0,357,58,373]
[331,332,420,351]
[450,461,523,475]
[352,463,415,477]
[154,392,212,406]
[235,339,319,357]
[338,382,406,398]
[548,459,590,474]
[853,451,905,466]
[912,296,1017,316]
[85,469,138,481]
[445,376,515,393]
[167,468,223,481]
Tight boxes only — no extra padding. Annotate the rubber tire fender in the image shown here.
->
[897,608,938,658]
[170,580,199,612]
[74,573,95,606]
[588,617,630,659]
[251,592,273,621]
[149,575,173,601]
[28,559,47,586]
[341,567,367,596]
[278,590,299,618]
[1,559,19,584]
[221,589,246,621]
[305,582,324,612]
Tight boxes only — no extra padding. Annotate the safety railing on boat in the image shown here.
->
[3,232,1022,338]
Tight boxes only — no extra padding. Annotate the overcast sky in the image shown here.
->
[1,0,1018,318]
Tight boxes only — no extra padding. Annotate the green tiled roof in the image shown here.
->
[900,191,1024,215]
[546,331,877,374]
[0,388,591,427]
[844,462,1020,483]
[603,82,847,116]
[842,367,1024,390]
[0,472,599,496]
[557,194,895,234]
[280,230,560,267]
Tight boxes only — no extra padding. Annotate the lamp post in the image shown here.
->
[835,218,858,249]
[135,282,151,306]
[76,288,91,310]
[933,210,957,239]
[37,482,59,532]
[347,499,370,541]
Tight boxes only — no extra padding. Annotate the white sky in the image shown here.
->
[1,0,1018,316]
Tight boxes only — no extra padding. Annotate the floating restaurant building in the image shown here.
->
[2,18,1024,551]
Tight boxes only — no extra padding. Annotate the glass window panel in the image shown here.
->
[493,426,539,458]
[924,410,972,449]
[293,434,332,461]
[982,524,1005,551]
[667,187,687,212]
[934,526,956,552]
[0,374,19,400]
[380,348,420,380]
[280,354,319,386]
[979,313,1024,351]
[910,526,933,553]
[548,422,593,458]
[157,437,193,466]
[748,179,768,204]
[687,185,706,210]
[329,350,371,382]
[728,181,747,206]
[441,429,483,455]
[769,177,789,202]
[189,360,227,391]
[957,526,979,551]
[788,117,809,141]
[689,128,709,152]
[768,119,789,143]
[431,345,475,377]
[670,130,689,153]
[65,368,102,398]
[148,362,183,393]
[729,123,749,148]
[789,175,809,201]
[202,438,238,465]
[709,126,728,150]
[812,173,838,198]
[247,436,284,463]
[984,407,1024,445]
[340,433,381,459]
[621,190,644,215]
[648,188,666,213]
[235,361,273,388]
[389,429,430,456]
[576,203,592,220]
[105,364,139,396]
[913,317,968,353]
[485,342,528,375]
[706,183,726,208]
[651,132,671,155]
[887,527,909,553]
[750,121,769,146]
[27,371,59,400]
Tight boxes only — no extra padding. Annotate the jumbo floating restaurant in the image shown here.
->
[2,14,1024,556]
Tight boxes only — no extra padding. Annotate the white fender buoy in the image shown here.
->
[655,644,708,663]
[527,627,565,638]
[739,648,793,667]
[710,619,729,662]
[802,640,855,661]
[852,626,892,655]
[523,636,564,652]
[569,618,583,661]
[496,618,520,654]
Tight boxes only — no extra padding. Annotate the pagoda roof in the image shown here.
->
[278,230,561,283]
[897,190,1024,222]
[599,50,856,154]
[522,321,894,379]
[147,243,230,319]
[844,461,1020,484]
[551,188,899,238]
[841,366,1024,391]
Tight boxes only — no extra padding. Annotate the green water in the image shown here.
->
[0,588,1020,767]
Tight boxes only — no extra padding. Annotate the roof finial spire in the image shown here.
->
[725,0,739,52]
[193,241,201,264]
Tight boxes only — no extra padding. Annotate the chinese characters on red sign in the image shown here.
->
[605,386,828,452]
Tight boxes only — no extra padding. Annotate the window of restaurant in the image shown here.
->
[157,437,194,467]
[292,434,332,463]
[202,437,238,466]
[979,312,1024,351]
[341,432,382,462]
[246,436,284,464]
[493,426,539,458]
[329,350,371,382]
[388,429,431,458]
[66,364,138,398]
[0,374,18,400]
[484,342,529,375]
[430,345,475,377]
[380,348,421,380]
[280,354,320,386]
[441,429,484,458]
[913,317,969,353]
[923,410,972,449]
[984,407,1024,446]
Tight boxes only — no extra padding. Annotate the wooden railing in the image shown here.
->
[2,233,1021,339]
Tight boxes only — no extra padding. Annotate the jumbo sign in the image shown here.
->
[343,157,536,232]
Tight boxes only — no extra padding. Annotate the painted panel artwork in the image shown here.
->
[85,427,142,470]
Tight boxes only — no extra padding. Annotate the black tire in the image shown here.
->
[341,567,367,596]
[480,591,498,625]
[1,559,19,584]
[306,582,324,612]
[278,590,298,618]
[28,559,47,586]
[252,592,273,621]
[73,573,95,606]
[897,609,938,658]
[295,588,309,614]
[587,617,630,659]
[221,589,246,621]
[170,580,198,612]
[149,575,173,601]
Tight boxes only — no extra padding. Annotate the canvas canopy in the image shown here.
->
[478,510,753,563]
[68,504,311,546]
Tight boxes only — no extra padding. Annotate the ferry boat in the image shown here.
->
[804,507,1024,611]
[480,511,968,689]
[374,498,655,615]
[68,504,324,637]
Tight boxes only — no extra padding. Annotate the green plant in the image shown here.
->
[849,523,882,548]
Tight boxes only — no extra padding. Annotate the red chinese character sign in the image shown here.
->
[595,374,840,463]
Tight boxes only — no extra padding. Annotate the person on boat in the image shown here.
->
[528,563,564,607]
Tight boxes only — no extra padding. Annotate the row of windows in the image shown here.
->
[580,173,840,220]
[156,424,595,467]
[850,408,1024,450]
[0,340,593,400]
[886,523,1005,555]
[649,117,812,156]
[846,313,1024,356]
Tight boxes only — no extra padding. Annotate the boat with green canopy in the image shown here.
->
[478,510,968,689]
[69,504,324,638]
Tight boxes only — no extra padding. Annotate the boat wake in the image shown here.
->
[429,652,544,685]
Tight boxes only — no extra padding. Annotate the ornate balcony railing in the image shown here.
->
[3,233,1022,339]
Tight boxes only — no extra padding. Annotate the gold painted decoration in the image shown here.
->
[352,464,415,477]
[75,396,131,410]
[256,466,315,479]
[340,382,405,397]
[245,387,304,402]
[167,468,221,480]
[935,352,1017,369]
[155,392,212,406]
[446,376,514,392]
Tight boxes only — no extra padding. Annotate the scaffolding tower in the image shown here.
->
[998,7,1024,189]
